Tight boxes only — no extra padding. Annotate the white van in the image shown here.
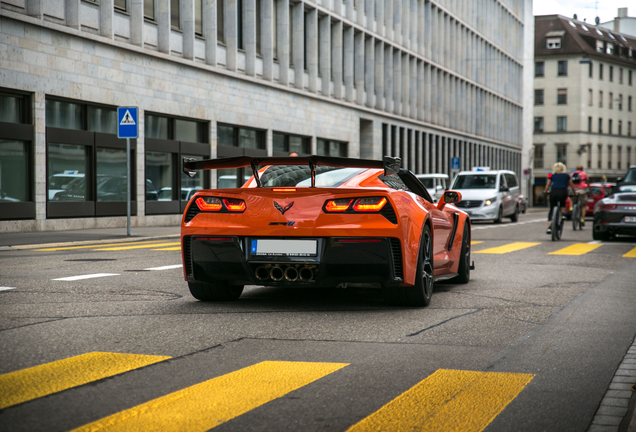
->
[415,173,449,202]
[450,169,521,223]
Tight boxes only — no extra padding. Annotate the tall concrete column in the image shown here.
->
[394,0,401,45]
[346,0,354,21]
[261,0,273,79]
[376,0,385,37]
[319,15,331,96]
[393,50,401,115]
[410,0,417,52]
[366,0,375,30]
[410,57,416,119]
[425,63,431,123]
[430,68,437,124]
[401,0,409,49]
[307,9,318,93]
[332,20,343,99]
[182,0,195,60]
[157,0,171,53]
[100,0,114,39]
[292,1,304,89]
[385,0,393,41]
[384,45,393,113]
[204,0,218,66]
[131,0,144,47]
[364,36,375,108]
[225,0,238,71]
[344,26,354,102]
[244,0,257,76]
[354,31,365,105]
[277,0,290,85]
[355,0,364,26]
[65,0,80,29]
[374,41,384,110]
[417,60,425,121]
[401,54,409,118]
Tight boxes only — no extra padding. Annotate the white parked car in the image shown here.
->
[450,169,521,223]
[415,173,449,202]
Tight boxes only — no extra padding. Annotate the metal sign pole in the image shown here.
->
[126,137,131,236]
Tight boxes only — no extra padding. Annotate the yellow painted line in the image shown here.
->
[153,247,181,251]
[0,352,170,410]
[72,361,348,432]
[34,241,165,251]
[473,242,541,254]
[624,246,636,258]
[471,241,484,245]
[346,369,534,432]
[548,243,603,256]
[94,242,180,251]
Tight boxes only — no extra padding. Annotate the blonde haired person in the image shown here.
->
[543,162,575,234]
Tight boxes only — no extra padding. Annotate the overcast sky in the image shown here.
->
[533,0,630,25]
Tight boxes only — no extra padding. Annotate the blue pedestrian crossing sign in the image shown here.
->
[117,107,138,139]
[451,157,460,170]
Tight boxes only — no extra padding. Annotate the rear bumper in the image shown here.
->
[593,213,636,235]
[182,235,404,288]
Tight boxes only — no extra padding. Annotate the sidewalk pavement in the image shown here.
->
[0,225,180,250]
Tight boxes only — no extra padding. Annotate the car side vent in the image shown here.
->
[184,203,200,223]
[381,203,398,224]
[183,236,194,280]
[389,238,403,280]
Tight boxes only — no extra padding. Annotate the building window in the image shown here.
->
[619,120,623,136]
[534,117,544,133]
[557,116,567,132]
[599,118,603,134]
[609,65,614,82]
[599,63,603,80]
[144,113,209,213]
[588,116,592,132]
[317,139,348,157]
[608,145,612,169]
[587,144,592,169]
[588,89,593,106]
[218,0,225,43]
[607,43,614,55]
[629,70,633,86]
[217,123,266,188]
[609,92,613,109]
[557,60,568,76]
[629,122,633,137]
[628,147,632,165]
[144,0,155,20]
[619,68,623,84]
[557,88,567,104]
[533,144,544,169]
[609,119,613,135]
[629,96,632,112]
[618,94,623,110]
[195,0,202,35]
[237,0,244,50]
[588,62,593,78]
[556,144,567,164]
[598,144,602,168]
[170,0,180,30]
[535,61,544,77]
[618,146,622,169]
[273,132,311,155]
[596,40,604,53]
[599,90,603,107]
[546,37,561,49]
[115,0,126,11]
[534,89,544,105]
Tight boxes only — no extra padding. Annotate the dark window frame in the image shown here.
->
[216,123,266,189]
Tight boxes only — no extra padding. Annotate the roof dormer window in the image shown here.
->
[606,43,614,55]
[568,20,576,28]
[596,40,604,52]
[596,29,603,36]
[581,24,589,31]
[547,38,561,49]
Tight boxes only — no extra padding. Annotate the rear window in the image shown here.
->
[452,174,497,189]
[624,169,636,183]
[590,186,602,196]
[616,194,636,201]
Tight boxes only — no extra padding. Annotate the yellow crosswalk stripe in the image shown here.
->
[470,241,483,245]
[473,242,541,254]
[153,247,181,251]
[346,369,534,432]
[71,361,348,432]
[0,352,170,410]
[35,241,166,252]
[94,242,180,251]
[624,247,636,258]
[548,243,603,255]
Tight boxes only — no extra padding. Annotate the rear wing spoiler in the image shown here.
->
[183,155,402,188]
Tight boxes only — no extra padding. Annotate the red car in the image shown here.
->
[563,183,615,220]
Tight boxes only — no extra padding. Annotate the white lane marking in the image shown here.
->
[143,264,183,271]
[0,287,16,291]
[589,240,602,244]
[472,218,545,230]
[52,273,120,281]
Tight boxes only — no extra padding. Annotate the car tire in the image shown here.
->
[384,225,433,307]
[592,226,610,241]
[510,205,519,222]
[494,206,503,224]
[188,281,244,301]
[454,223,471,284]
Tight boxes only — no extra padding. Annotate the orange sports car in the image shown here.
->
[181,156,473,307]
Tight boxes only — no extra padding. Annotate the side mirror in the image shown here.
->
[437,190,462,210]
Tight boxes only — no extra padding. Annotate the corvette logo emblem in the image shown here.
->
[274,201,294,215]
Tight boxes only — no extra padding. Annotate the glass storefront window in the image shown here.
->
[181,154,204,200]
[145,115,169,139]
[175,119,202,143]
[48,143,88,201]
[0,140,29,202]
[273,133,286,152]
[289,136,309,154]
[96,147,128,201]
[146,151,173,201]
[0,94,24,123]
[218,125,236,146]
[317,139,347,157]
[239,128,262,149]
[46,100,84,130]
[89,107,117,134]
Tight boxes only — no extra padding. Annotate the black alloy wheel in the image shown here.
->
[454,223,471,284]
[188,281,244,301]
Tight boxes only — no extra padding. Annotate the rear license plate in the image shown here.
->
[250,239,317,257]
[625,216,636,223]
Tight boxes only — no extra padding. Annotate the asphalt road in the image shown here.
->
[1,210,635,432]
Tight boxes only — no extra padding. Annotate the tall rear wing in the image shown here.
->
[183,155,402,188]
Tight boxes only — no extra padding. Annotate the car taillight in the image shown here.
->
[353,197,387,212]
[222,198,246,212]
[195,197,246,212]
[325,198,354,212]
[599,204,617,210]
[196,197,222,211]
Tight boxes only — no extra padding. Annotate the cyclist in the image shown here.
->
[570,165,590,227]
[543,162,575,235]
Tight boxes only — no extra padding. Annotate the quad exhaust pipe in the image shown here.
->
[254,265,316,282]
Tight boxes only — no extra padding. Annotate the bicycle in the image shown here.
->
[571,193,582,231]
[550,198,565,241]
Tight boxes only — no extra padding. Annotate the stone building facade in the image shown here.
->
[532,15,636,206]
[1,0,532,232]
